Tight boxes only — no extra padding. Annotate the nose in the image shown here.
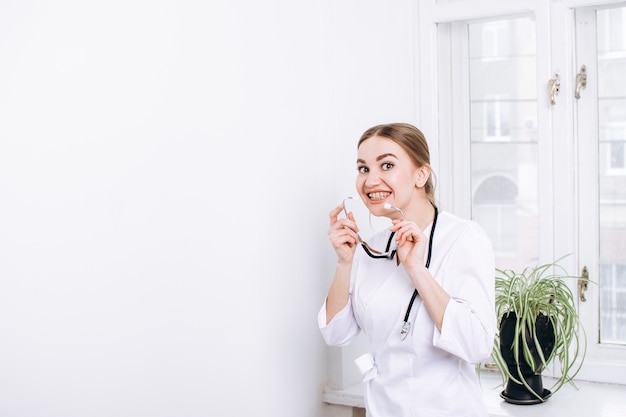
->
[363,170,382,187]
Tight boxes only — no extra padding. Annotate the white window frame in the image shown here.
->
[574,2,626,385]
[417,0,626,385]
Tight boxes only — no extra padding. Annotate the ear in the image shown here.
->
[415,165,431,188]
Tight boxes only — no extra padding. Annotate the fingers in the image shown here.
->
[329,204,359,233]
[391,220,423,245]
[328,217,359,245]
[328,220,359,263]
[328,202,360,263]
[329,204,344,226]
[391,221,428,267]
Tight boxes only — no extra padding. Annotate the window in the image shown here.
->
[573,3,626,383]
[600,262,626,343]
[607,127,625,170]
[468,16,538,270]
[473,175,517,253]
[420,0,626,384]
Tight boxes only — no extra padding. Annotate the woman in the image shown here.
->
[318,123,496,417]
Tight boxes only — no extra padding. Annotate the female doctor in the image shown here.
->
[318,123,496,417]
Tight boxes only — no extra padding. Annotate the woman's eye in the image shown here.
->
[382,162,394,171]
[357,166,369,174]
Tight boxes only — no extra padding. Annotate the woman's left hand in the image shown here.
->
[390,220,428,271]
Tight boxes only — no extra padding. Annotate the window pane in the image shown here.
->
[468,17,538,271]
[597,7,626,345]
[470,100,537,142]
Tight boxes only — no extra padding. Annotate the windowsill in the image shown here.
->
[323,371,626,416]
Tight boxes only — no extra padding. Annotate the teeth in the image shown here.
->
[368,192,390,201]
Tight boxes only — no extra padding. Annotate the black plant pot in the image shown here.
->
[499,312,555,404]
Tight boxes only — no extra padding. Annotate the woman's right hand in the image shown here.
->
[327,204,359,264]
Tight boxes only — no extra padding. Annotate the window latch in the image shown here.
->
[548,74,560,105]
[578,266,589,302]
[575,65,587,99]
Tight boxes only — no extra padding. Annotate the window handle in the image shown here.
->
[578,266,589,302]
[548,74,560,105]
[575,65,587,99]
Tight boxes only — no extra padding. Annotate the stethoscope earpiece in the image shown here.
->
[383,202,404,218]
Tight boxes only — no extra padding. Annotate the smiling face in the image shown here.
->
[356,135,430,219]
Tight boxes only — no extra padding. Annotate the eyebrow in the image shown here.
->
[356,153,399,164]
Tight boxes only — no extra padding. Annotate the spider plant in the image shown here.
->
[491,256,588,403]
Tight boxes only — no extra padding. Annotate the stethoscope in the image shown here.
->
[390,204,438,341]
[342,198,439,341]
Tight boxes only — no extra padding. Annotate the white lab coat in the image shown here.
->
[319,210,496,417]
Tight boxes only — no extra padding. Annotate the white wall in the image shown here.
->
[319,0,419,393]
[0,1,417,416]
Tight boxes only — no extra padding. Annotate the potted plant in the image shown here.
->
[490,256,588,405]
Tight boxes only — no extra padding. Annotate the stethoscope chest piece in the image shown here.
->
[400,321,411,340]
